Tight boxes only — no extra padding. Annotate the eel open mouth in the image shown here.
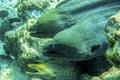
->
[29,31,54,38]
[43,43,67,58]
[43,43,79,59]
[43,49,65,57]
[27,68,38,73]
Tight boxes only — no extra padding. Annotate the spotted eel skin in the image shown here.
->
[43,0,120,61]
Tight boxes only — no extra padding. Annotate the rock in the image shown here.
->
[0,18,22,41]
[0,10,8,18]
[4,15,78,80]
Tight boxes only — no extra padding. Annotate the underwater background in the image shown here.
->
[1,0,120,80]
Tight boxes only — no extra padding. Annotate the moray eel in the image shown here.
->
[43,0,120,61]
[29,8,75,38]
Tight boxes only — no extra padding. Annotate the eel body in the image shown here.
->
[43,0,120,61]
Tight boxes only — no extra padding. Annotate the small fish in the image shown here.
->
[26,62,56,79]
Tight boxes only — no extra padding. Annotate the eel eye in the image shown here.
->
[49,44,56,48]
[91,45,100,53]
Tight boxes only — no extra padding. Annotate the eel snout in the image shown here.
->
[43,42,108,61]
[43,43,79,59]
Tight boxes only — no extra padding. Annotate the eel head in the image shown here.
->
[43,24,109,61]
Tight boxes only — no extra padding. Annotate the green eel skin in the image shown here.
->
[42,0,120,61]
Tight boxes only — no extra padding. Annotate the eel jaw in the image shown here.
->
[43,50,65,58]
[43,43,81,60]
[43,42,108,61]
[29,31,56,38]
[43,44,66,58]
[26,67,39,75]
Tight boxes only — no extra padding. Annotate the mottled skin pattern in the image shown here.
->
[43,0,120,61]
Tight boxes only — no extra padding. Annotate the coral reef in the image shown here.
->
[0,0,78,80]
[4,2,78,79]
[105,12,120,67]
[0,18,22,41]
[0,0,22,42]
[4,14,78,80]
[99,67,120,80]
[17,0,65,20]
[4,20,51,62]
[2,0,120,80]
